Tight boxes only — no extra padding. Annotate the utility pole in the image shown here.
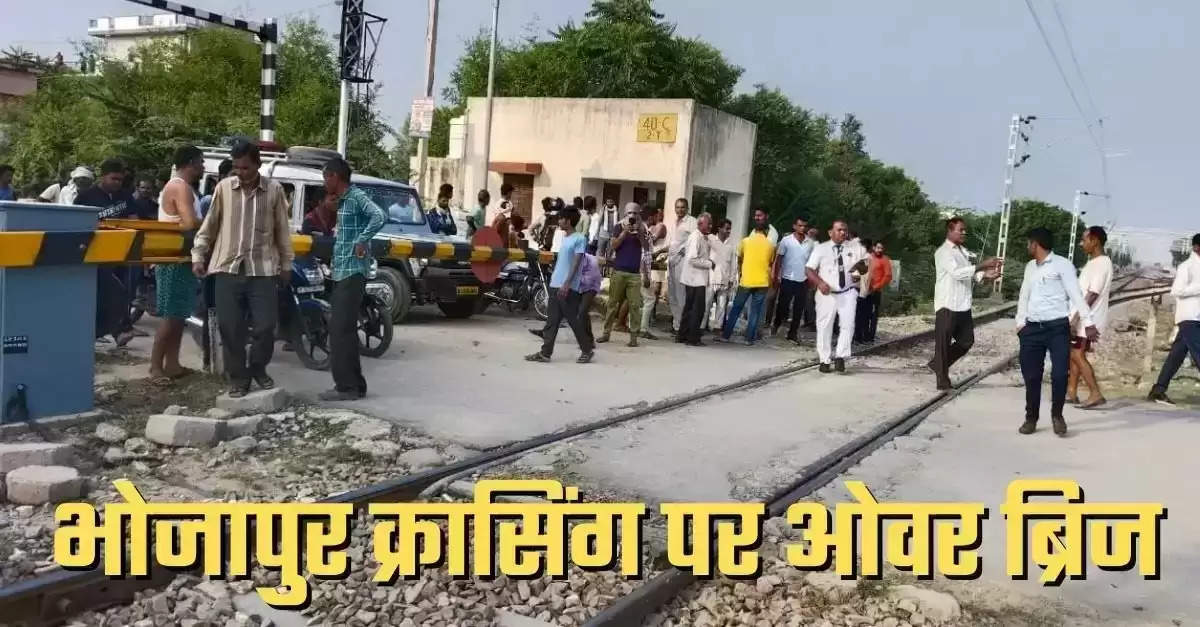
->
[481,0,500,196]
[1068,189,1083,262]
[415,0,439,192]
[994,114,1035,295]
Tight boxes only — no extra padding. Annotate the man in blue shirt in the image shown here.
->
[77,158,140,347]
[317,158,387,401]
[771,216,814,342]
[527,207,595,364]
[1014,227,1099,437]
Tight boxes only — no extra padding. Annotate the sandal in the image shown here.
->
[525,352,551,363]
[150,376,173,388]
[577,352,594,364]
[1081,397,1107,410]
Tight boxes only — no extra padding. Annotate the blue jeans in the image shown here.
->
[1018,318,1070,421]
[722,287,767,342]
[1153,321,1200,393]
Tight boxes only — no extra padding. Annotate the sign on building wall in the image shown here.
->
[409,97,435,138]
[637,113,678,143]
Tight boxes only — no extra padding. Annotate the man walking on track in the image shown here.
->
[1067,226,1113,409]
[1147,233,1200,406]
[668,198,697,335]
[317,158,386,401]
[806,220,863,373]
[599,202,650,347]
[676,213,713,346]
[191,141,294,398]
[929,217,1001,390]
[1015,227,1099,437]
[771,216,813,342]
[527,208,595,364]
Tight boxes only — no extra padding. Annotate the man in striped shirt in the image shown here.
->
[192,141,295,398]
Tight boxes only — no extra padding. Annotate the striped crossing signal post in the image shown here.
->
[121,0,279,143]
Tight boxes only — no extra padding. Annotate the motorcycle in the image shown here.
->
[476,260,550,321]
[185,256,333,371]
[319,260,394,359]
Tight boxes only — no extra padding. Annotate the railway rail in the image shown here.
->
[0,279,1169,626]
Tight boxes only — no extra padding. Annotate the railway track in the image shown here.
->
[0,281,1169,626]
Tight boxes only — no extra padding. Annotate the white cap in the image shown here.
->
[70,166,94,180]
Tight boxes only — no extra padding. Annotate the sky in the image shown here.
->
[4,1,1195,261]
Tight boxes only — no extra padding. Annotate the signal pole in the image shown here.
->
[1068,190,1110,261]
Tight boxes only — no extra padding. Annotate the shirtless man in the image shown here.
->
[149,146,203,384]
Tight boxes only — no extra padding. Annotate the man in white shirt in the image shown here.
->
[806,219,865,373]
[930,217,1002,389]
[771,216,814,342]
[706,218,737,331]
[1067,226,1114,409]
[676,214,714,346]
[667,198,697,334]
[593,197,619,257]
[1147,233,1200,405]
[1015,227,1099,437]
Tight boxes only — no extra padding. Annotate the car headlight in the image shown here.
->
[303,268,323,284]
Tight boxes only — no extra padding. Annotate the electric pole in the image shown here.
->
[1068,190,1109,261]
[337,1,386,158]
[415,0,439,191]
[481,0,500,196]
[994,114,1035,295]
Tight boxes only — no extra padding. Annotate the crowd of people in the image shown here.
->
[522,198,896,371]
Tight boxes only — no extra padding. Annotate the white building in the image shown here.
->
[88,14,202,64]
[417,98,757,239]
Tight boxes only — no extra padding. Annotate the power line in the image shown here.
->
[1050,0,1112,213]
[1024,0,1112,215]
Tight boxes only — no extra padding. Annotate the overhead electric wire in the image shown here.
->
[1050,0,1112,214]
[1025,0,1112,217]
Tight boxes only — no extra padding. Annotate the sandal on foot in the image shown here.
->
[167,367,197,380]
[1081,397,1107,409]
[150,376,173,387]
[525,352,551,363]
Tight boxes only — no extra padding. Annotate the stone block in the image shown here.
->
[0,443,74,473]
[398,447,443,470]
[5,465,84,505]
[215,388,288,413]
[94,422,129,444]
[145,414,225,448]
[205,408,235,420]
[225,415,265,438]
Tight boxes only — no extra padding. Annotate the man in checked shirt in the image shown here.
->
[317,158,386,401]
[192,141,294,398]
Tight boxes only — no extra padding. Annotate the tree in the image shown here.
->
[0,19,402,186]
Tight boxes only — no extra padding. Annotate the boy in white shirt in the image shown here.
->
[1067,226,1113,409]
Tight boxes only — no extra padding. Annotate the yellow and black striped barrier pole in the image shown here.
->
[0,219,558,268]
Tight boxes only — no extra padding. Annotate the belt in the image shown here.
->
[1024,317,1068,327]
[829,286,858,295]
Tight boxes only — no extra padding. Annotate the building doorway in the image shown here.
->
[602,182,622,207]
[502,173,534,224]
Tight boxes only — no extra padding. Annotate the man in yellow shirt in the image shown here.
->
[718,210,775,345]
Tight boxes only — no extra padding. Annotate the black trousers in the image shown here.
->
[677,284,707,344]
[1018,318,1071,422]
[772,279,808,339]
[932,309,974,388]
[330,274,367,395]
[214,273,278,386]
[541,290,595,357]
[1152,321,1200,393]
[578,290,597,348]
[855,291,882,342]
[803,284,816,328]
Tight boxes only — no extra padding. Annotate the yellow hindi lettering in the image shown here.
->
[784,481,985,579]
[53,481,355,609]
[1002,479,1164,585]
[370,480,647,581]
[661,503,764,577]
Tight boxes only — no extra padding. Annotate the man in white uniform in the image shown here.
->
[1067,226,1113,409]
[929,217,1002,389]
[667,197,697,333]
[806,220,864,373]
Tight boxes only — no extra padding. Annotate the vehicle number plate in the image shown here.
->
[295,285,324,294]
[456,286,479,296]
